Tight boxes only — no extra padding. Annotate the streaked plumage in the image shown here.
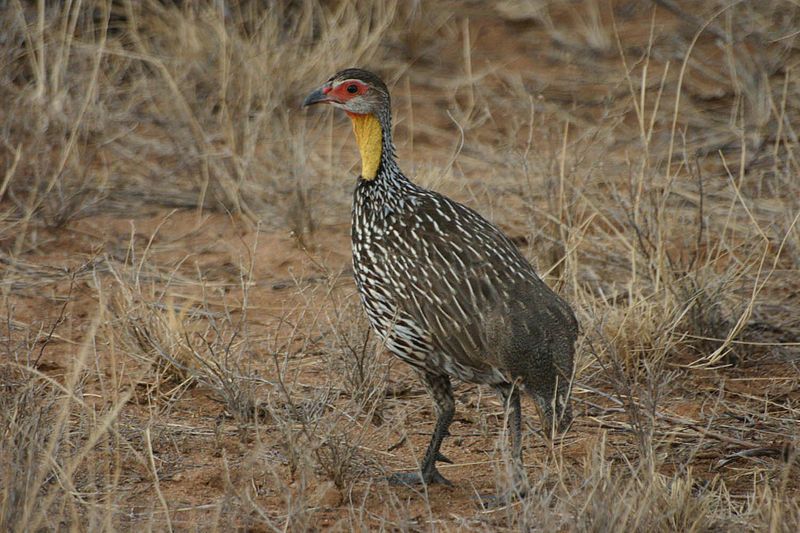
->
[304,68,578,487]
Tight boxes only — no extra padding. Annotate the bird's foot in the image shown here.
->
[388,468,452,487]
[474,468,529,508]
[388,452,454,486]
[474,487,528,508]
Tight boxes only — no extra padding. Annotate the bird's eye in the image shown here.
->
[347,84,359,94]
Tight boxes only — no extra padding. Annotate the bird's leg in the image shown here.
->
[389,373,454,486]
[495,383,528,496]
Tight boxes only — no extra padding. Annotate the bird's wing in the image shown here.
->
[386,192,546,372]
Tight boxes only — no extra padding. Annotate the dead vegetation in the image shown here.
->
[1,0,798,530]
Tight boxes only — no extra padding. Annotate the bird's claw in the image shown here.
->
[435,452,453,464]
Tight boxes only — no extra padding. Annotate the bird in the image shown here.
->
[303,68,578,487]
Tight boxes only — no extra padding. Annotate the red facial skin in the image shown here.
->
[325,79,369,105]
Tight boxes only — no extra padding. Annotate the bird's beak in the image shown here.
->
[303,84,332,107]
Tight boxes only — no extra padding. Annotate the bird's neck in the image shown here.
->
[347,111,401,183]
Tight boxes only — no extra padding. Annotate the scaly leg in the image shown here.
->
[497,384,523,464]
[495,383,528,497]
[389,373,455,486]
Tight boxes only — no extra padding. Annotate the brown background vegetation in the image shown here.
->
[1,0,798,530]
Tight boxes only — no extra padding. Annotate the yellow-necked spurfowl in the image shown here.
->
[304,68,578,486]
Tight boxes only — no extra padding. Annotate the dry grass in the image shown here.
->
[1,0,798,530]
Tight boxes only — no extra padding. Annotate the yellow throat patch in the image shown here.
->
[348,113,383,180]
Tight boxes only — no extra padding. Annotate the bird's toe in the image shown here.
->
[388,468,453,487]
[474,487,528,508]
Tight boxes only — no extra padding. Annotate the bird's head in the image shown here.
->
[303,68,389,115]
[304,68,390,180]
